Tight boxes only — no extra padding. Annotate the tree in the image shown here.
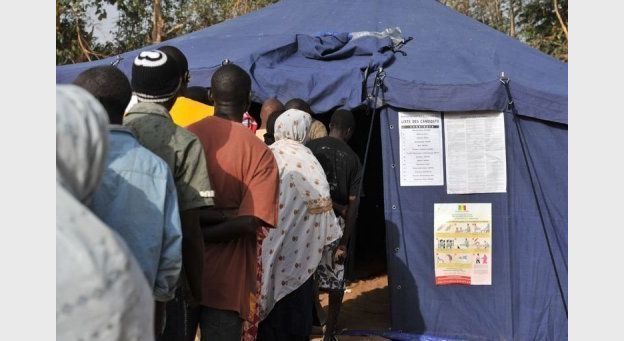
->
[519,0,567,61]
[56,0,113,65]
[440,0,567,62]
[109,0,278,56]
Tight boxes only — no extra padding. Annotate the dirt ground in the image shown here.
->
[310,274,390,341]
[194,274,391,341]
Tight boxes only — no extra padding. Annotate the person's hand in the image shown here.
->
[333,245,347,265]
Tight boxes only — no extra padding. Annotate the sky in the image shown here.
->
[88,2,119,43]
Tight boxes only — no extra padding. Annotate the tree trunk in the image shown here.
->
[494,0,503,30]
[152,0,164,43]
[509,0,516,37]
[56,3,61,33]
[553,0,568,40]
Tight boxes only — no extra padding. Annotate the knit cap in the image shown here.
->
[131,50,181,103]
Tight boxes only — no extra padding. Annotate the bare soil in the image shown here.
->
[310,274,390,341]
[194,274,391,340]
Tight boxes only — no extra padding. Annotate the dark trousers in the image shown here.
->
[197,306,243,341]
[159,287,199,341]
[159,287,242,341]
[257,276,314,341]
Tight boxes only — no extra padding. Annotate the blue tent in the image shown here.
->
[57,0,568,340]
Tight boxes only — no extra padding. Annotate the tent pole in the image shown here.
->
[346,68,386,280]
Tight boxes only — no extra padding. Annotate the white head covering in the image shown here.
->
[57,185,155,341]
[56,85,155,341]
[56,85,109,204]
[273,109,312,144]
[260,111,342,320]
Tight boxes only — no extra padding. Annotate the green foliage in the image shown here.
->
[56,0,279,65]
[519,0,567,61]
[441,0,567,62]
[110,0,153,53]
[56,0,114,64]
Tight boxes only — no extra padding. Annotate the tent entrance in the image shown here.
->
[312,106,391,333]
[312,105,388,280]
[348,106,387,280]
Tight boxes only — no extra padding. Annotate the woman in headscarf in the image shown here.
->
[257,109,342,341]
[56,85,155,341]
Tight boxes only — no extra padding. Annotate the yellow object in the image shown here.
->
[169,96,214,127]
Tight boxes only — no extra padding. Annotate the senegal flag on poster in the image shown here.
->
[434,203,492,285]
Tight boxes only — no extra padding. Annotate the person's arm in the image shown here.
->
[332,201,347,219]
[333,195,359,264]
[333,158,363,264]
[177,207,240,302]
[196,207,239,226]
[176,138,217,302]
[179,208,204,303]
[154,174,183,302]
[201,215,261,243]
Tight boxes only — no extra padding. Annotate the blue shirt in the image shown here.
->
[90,126,182,302]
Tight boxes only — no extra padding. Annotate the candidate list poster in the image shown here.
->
[398,111,444,186]
[434,203,492,285]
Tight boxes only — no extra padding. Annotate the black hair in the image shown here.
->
[181,86,211,105]
[264,109,286,145]
[158,45,189,83]
[73,66,132,124]
[284,98,312,114]
[210,64,251,104]
[330,109,355,131]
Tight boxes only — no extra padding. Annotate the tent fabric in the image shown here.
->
[342,329,468,341]
[57,0,567,339]
[381,107,567,340]
[56,0,567,124]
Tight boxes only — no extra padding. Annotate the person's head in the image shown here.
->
[131,50,181,110]
[329,109,356,141]
[259,98,284,129]
[181,86,210,105]
[210,64,251,122]
[274,109,312,145]
[264,109,286,145]
[157,45,190,91]
[72,66,132,125]
[284,98,312,115]
[56,85,109,204]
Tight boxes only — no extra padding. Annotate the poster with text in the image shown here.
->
[434,203,492,285]
[444,111,506,194]
[399,111,444,186]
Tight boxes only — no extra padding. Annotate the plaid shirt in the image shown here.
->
[242,112,258,133]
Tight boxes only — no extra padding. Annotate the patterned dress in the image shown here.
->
[259,109,342,321]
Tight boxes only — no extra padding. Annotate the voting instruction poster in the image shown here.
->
[434,203,492,285]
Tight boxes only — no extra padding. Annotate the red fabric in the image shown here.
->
[187,116,278,323]
[241,227,267,340]
[242,112,258,134]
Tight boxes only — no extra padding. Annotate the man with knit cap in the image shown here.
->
[124,50,216,340]
[158,45,217,128]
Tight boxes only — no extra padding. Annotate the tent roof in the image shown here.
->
[57,0,567,124]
